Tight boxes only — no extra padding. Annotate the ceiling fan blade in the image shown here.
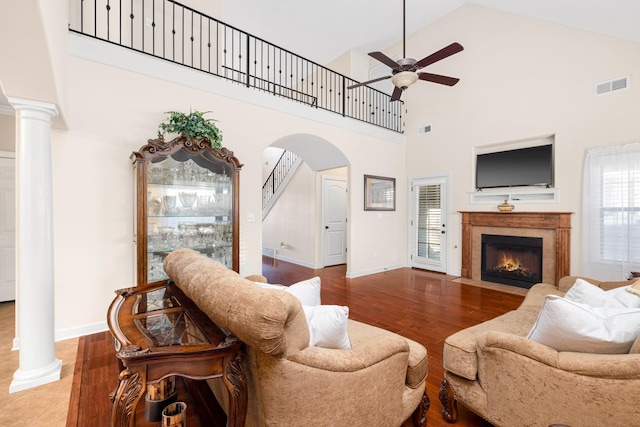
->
[347,75,392,90]
[369,52,399,69]
[390,86,403,102]
[415,42,464,69]
[418,72,460,86]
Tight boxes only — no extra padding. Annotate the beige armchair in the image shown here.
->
[164,249,429,427]
[439,276,640,426]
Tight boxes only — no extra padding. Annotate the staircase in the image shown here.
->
[262,150,301,219]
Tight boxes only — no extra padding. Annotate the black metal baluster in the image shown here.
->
[105,0,111,40]
[181,6,185,64]
[190,9,194,67]
[69,0,401,132]
[162,0,166,58]
[119,0,122,43]
[171,2,175,61]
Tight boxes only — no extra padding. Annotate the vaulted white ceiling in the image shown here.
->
[1,0,638,111]
[222,0,640,65]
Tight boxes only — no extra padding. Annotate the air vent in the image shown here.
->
[418,124,432,135]
[594,76,630,96]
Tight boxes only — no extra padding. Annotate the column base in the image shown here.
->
[9,358,62,394]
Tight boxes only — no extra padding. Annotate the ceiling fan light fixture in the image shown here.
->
[391,71,418,89]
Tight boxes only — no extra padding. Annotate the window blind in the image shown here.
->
[583,143,640,279]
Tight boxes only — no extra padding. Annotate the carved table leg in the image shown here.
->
[111,368,145,427]
[223,352,248,427]
[439,378,458,423]
[411,390,430,427]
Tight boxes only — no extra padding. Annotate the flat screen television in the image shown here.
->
[475,144,553,190]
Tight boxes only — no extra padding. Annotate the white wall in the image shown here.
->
[46,38,407,334]
[262,162,318,267]
[0,115,15,152]
[6,3,639,338]
[402,6,640,277]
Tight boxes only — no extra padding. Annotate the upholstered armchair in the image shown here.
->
[440,277,640,426]
[164,248,430,427]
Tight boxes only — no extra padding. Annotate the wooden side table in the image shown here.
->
[107,281,247,427]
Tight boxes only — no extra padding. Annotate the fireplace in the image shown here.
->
[460,211,572,286]
[481,234,543,289]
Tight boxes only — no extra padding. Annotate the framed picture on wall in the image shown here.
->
[364,175,396,211]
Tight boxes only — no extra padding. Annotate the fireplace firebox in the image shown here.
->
[481,234,543,289]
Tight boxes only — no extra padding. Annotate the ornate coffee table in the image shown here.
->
[107,281,247,427]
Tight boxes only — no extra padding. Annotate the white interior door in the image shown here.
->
[322,176,347,266]
[0,155,16,301]
[410,176,448,273]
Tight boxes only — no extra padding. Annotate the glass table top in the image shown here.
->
[134,310,211,347]
[132,286,180,314]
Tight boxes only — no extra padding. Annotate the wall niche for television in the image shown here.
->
[469,135,558,205]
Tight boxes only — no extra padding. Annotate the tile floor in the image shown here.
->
[0,301,78,426]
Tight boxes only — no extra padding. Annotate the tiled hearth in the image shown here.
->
[460,211,572,286]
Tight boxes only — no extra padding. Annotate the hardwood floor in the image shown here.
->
[262,256,525,426]
[64,257,525,426]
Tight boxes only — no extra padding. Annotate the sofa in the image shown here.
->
[439,276,640,426]
[163,248,430,427]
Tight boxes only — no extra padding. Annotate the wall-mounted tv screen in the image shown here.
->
[475,144,553,190]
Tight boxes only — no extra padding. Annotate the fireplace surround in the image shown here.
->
[460,212,572,286]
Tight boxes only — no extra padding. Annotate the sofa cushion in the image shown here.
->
[527,295,640,354]
[303,305,351,349]
[405,337,429,389]
[443,305,540,380]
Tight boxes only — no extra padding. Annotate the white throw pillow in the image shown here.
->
[527,295,640,354]
[258,276,321,306]
[303,305,351,349]
[564,278,640,308]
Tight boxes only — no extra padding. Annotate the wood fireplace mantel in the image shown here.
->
[460,211,572,285]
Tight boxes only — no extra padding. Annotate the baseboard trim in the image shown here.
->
[346,263,406,279]
[273,255,322,269]
[55,321,109,342]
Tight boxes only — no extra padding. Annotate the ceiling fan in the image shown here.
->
[347,0,464,101]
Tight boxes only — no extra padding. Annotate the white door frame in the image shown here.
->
[408,173,451,274]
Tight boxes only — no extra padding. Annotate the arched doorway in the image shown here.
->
[261,134,350,271]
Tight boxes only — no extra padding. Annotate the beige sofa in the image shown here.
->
[163,248,429,427]
[440,276,640,426]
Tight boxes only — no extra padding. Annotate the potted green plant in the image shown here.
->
[157,110,223,148]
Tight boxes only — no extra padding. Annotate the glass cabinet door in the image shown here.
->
[132,137,242,286]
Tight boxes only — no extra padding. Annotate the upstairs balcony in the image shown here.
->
[68,0,403,133]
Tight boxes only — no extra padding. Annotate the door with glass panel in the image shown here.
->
[410,176,447,273]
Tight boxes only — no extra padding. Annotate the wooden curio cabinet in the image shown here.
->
[131,137,242,286]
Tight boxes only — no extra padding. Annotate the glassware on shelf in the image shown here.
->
[198,225,215,247]
[178,191,197,215]
[148,192,162,216]
[148,254,167,282]
[197,194,215,214]
[157,226,176,251]
[162,195,178,215]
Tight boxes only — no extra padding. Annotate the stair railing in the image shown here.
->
[262,150,299,211]
[68,0,403,133]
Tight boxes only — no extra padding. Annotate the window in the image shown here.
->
[583,143,640,279]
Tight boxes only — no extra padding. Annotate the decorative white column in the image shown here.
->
[8,97,61,393]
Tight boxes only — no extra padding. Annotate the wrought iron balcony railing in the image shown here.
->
[69,0,403,133]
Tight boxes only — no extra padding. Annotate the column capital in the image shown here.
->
[7,97,58,118]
